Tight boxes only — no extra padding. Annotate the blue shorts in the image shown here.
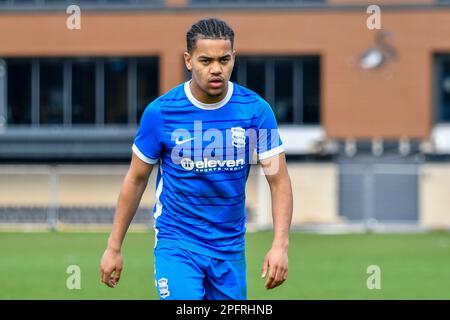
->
[154,246,247,300]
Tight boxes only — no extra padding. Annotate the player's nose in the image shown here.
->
[210,62,222,75]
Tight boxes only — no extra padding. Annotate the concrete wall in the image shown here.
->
[420,164,450,228]
[258,163,340,225]
[0,165,155,208]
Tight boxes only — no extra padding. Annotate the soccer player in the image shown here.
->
[100,18,293,300]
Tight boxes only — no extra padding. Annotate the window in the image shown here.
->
[4,57,159,127]
[40,59,64,124]
[232,56,321,125]
[274,60,294,123]
[442,60,450,122]
[303,57,320,124]
[72,59,96,124]
[105,58,128,124]
[6,59,31,125]
[245,60,265,99]
[437,56,450,123]
[137,58,159,123]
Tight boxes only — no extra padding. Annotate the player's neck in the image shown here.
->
[189,80,228,105]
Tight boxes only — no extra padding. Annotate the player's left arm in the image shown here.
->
[260,152,293,290]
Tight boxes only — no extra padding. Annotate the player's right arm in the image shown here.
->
[100,153,154,288]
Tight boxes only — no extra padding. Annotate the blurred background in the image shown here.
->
[1,0,450,300]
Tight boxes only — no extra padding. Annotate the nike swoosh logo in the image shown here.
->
[175,137,194,145]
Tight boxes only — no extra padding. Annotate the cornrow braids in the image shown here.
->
[186,18,235,53]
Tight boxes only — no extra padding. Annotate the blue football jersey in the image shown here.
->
[133,80,284,260]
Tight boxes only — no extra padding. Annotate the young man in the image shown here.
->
[100,18,293,300]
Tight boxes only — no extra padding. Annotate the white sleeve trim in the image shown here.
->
[132,144,159,164]
[258,145,285,161]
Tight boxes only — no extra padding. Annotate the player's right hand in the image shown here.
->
[100,248,123,288]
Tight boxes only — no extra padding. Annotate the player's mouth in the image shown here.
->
[208,78,224,89]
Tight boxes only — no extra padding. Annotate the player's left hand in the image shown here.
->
[261,245,288,290]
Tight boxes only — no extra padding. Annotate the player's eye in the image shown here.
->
[221,58,230,64]
[199,59,209,65]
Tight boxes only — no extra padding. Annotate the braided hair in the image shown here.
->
[186,18,235,53]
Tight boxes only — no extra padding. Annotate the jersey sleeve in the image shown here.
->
[132,102,163,164]
[255,99,284,161]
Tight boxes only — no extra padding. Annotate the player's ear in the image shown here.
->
[184,51,192,72]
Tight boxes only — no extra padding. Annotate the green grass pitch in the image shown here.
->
[1,231,450,299]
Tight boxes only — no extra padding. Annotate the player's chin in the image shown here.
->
[206,86,224,97]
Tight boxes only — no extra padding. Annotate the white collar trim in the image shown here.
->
[184,80,233,110]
